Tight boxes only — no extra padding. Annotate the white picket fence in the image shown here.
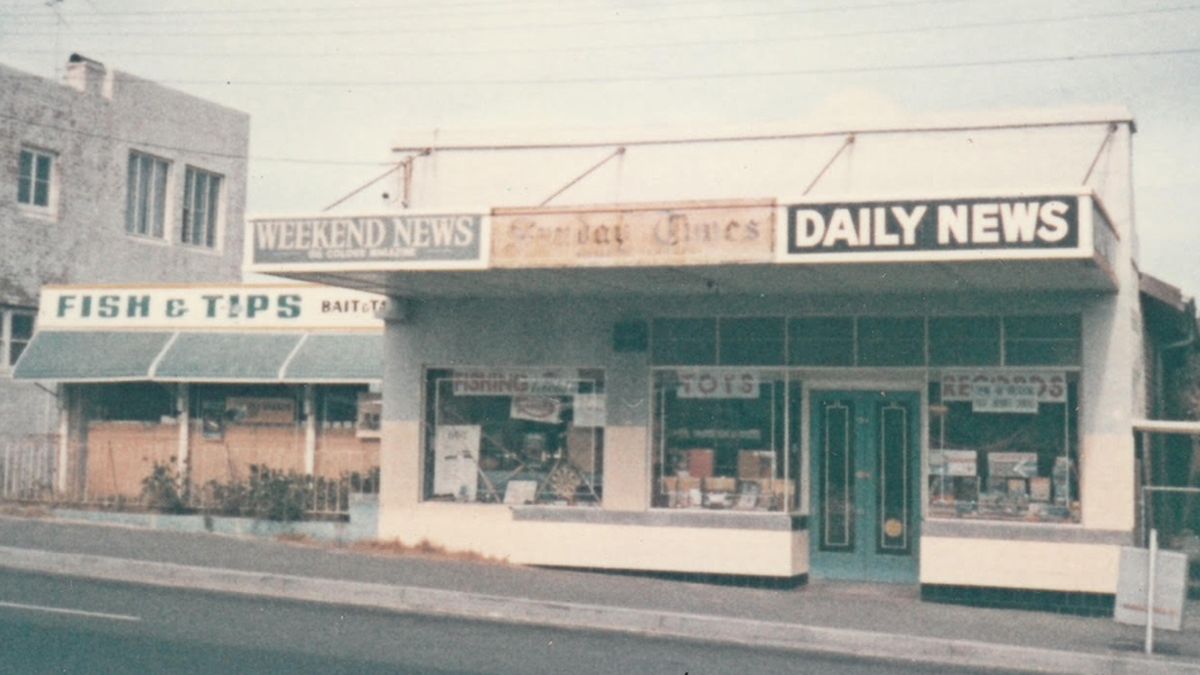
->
[0,439,57,501]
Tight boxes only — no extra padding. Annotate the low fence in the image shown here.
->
[0,438,57,502]
[0,438,378,519]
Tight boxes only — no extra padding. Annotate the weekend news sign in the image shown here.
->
[780,195,1086,261]
[249,212,487,269]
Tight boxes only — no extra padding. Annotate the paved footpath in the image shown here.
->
[1,514,1198,674]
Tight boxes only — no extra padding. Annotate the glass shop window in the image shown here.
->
[1004,315,1081,366]
[423,368,604,506]
[929,317,1001,366]
[318,385,367,430]
[651,369,796,512]
[788,317,854,367]
[927,371,1079,523]
[857,317,925,367]
[88,382,175,422]
[652,318,717,366]
[718,317,785,365]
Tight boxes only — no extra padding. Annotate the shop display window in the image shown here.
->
[88,382,174,422]
[927,371,1079,523]
[929,316,1001,366]
[651,369,796,512]
[423,368,604,506]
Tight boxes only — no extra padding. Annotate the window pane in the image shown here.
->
[137,156,151,234]
[17,177,31,205]
[193,172,208,245]
[206,175,221,247]
[8,340,27,366]
[125,154,139,232]
[19,150,33,180]
[652,369,789,512]
[11,313,34,339]
[423,368,603,507]
[927,376,1079,523]
[33,175,49,206]
[857,317,925,366]
[652,318,716,365]
[182,168,194,243]
[152,159,167,238]
[1004,315,1081,366]
[35,154,51,181]
[719,317,784,365]
[789,317,854,366]
[929,317,1001,366]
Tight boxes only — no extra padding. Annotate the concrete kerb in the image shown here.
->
[0,545,1193,675]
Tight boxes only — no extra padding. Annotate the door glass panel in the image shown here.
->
[821,400,854,551]
[877,401,911,554]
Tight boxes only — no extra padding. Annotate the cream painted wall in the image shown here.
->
[920,537,1121,594]
[378,502,800,577]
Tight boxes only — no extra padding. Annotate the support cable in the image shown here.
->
[1081,123,1118,185]
[539,146,626,207]
[321,149,429,212]
[802,134,855,195]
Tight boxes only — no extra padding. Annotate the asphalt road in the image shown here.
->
[0,569,1026,675]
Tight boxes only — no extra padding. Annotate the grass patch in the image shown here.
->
[349,538,508,565]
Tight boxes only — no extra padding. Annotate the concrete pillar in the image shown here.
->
[380,298,422,513]
[303,384,316,475]
[176,383,190,489]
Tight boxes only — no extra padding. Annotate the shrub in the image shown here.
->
[140,461,188,514]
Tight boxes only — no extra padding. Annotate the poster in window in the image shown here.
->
[200,399,224,440]
[433,425,481,501]
[510,395,563,424]
[572,393,607,427]
[225,397,295,425]
[356,392,382,439]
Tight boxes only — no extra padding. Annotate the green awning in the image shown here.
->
[153,332,303,381]
[281,333,382,382]
[13,331,174,381]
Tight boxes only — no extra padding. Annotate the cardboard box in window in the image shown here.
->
[684,449,714,478]
[565,426,596,472]
[737,450,775,479]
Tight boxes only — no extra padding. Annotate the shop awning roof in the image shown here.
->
[281,333,382,382]
[13,331,175,381]
[12,331,384,383]
[153,332,303,381]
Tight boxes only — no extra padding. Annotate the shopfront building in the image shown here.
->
[242,109,1156,603]
[13,284,385,501]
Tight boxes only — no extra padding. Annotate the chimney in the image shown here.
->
[65,53,111,98]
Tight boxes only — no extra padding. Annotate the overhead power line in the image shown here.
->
[61,46,1200,88]
[3,4,1195,61]
[0,112,387,166]
[1,0,978,37]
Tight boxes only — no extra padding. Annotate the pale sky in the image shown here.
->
[3,0,1199,295]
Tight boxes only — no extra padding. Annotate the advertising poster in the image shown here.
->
[433,425,481,500]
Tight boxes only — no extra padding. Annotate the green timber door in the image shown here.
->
[810,390,920,583]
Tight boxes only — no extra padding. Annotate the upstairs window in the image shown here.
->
[2,308,35,371]
[181,166,222,248]
[17,147,56,212]
[126,151,169,238]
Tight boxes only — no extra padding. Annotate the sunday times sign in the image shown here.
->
[782,195,1084,261]
[250,213,486,268]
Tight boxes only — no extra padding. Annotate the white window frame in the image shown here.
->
[181,166,223,249]
[17,146,58,218]
[1,307,36,375]
[125,150,171,240]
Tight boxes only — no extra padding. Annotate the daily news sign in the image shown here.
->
[780,194,1088,262]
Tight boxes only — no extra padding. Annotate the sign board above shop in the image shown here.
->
[246,212,489,272]
[777,193,1097,263]
[38,285,387,331]
[491,199,775,268]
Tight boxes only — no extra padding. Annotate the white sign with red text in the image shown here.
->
[676,370,760,399]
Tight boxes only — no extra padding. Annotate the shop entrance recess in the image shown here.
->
[810,390,920,583]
